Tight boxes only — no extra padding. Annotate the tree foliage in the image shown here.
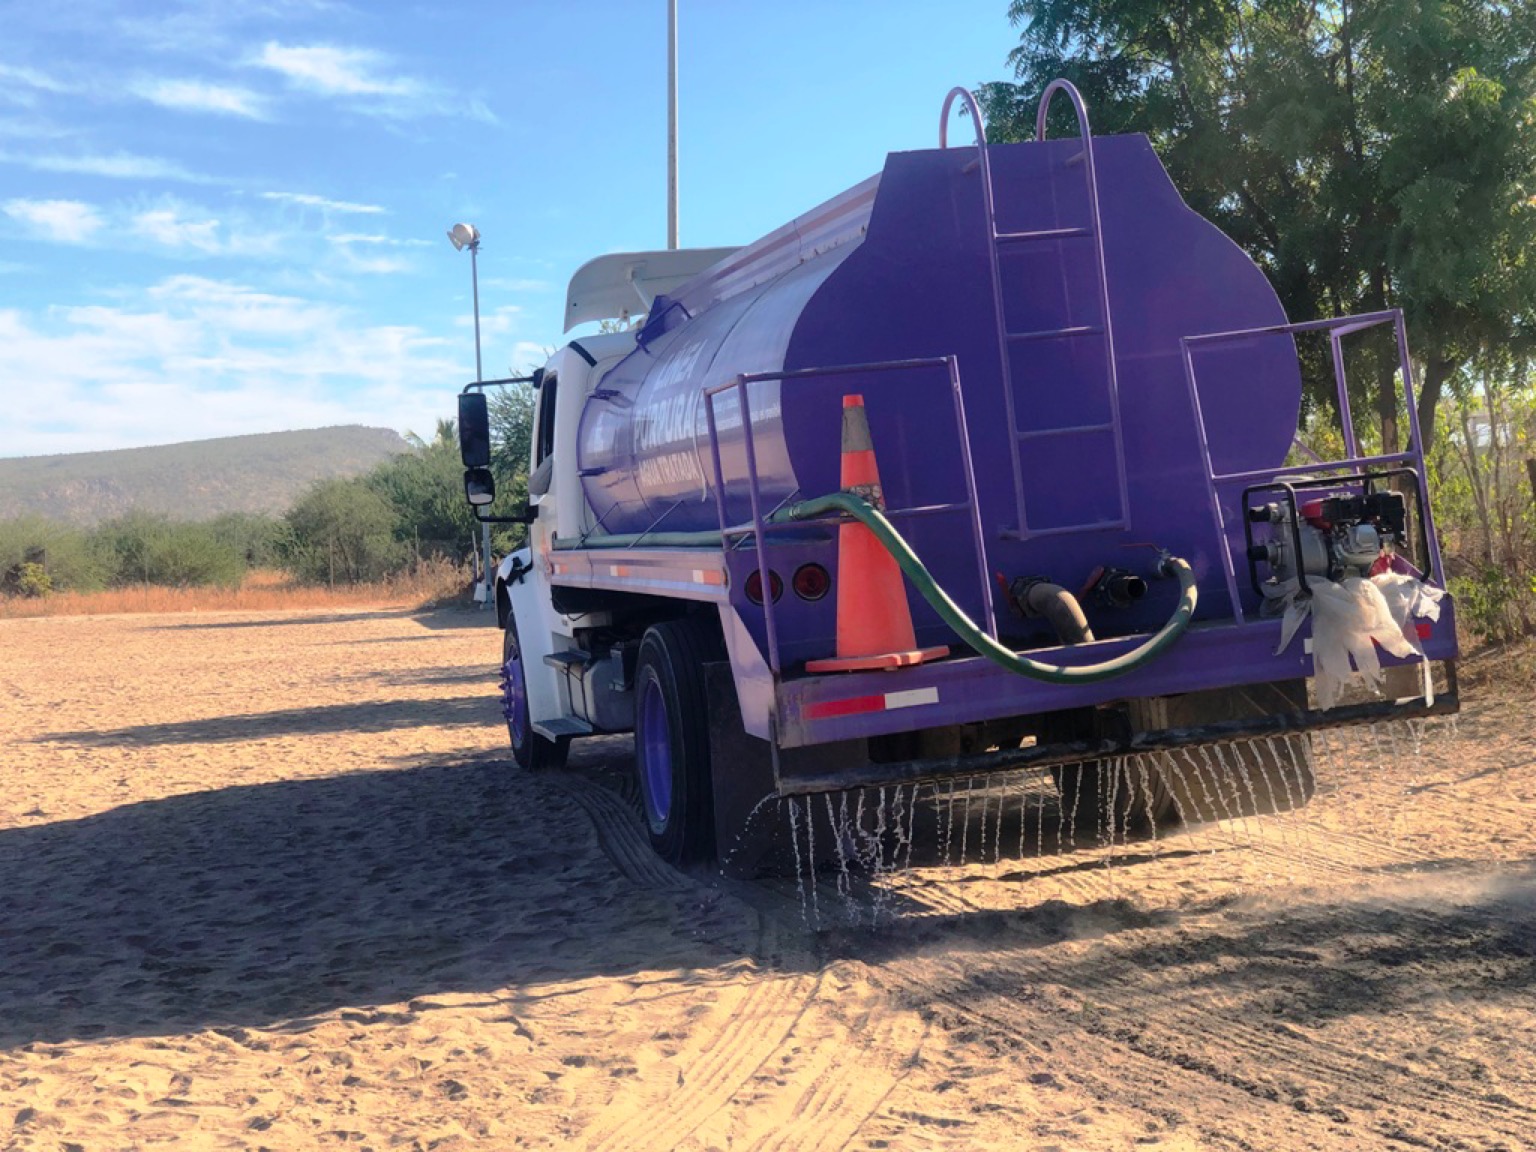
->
[979,0,1536,444]
[89,512,250,588]
[368,419,482,560]
[488,380,537,554]
[283,478,403,585]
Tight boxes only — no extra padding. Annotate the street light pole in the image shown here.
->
[667,0,678,250]
[448,222,493,608]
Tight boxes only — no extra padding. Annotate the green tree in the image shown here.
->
[283,478,403,585]
[206,512,287,569]
[369,419,482,561]
[979,0,1536,446]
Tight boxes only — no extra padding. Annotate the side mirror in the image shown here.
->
[464,466,496,507]
[458,392,491,468]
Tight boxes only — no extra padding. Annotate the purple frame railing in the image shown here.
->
[1179,308,1446,625]
[702,356,994,677]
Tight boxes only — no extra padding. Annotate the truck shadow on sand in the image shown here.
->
[0,756,782,1048]
[1,737,1206,1050]
[34,694,500,746]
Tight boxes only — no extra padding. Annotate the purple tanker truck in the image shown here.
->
[456,83,1458,876]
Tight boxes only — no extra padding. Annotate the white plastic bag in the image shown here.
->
[1275,572,1445,708]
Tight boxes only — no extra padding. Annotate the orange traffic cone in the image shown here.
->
[805,394,949,674]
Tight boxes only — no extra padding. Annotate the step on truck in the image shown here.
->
[455,82,1459,877]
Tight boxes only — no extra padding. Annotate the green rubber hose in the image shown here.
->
[777,492,1199,684]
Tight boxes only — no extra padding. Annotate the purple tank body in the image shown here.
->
[577,133,1301,640]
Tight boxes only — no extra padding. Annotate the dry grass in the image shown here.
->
[0,560,474,620]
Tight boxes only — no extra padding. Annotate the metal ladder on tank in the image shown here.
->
[941,81,1131,541]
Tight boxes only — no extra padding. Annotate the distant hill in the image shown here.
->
[0,426,411,526]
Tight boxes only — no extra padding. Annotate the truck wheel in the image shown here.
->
[634,619,721,865]
[501,617,569,771]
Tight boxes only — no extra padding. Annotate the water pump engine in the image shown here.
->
[1248,489,1409,595]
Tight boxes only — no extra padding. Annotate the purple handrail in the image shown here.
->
[940,86,1029,534]
[1034,79,1131,537]
[1180,308,1446,625]
[703,356,995,677]
[941,81,1131,539]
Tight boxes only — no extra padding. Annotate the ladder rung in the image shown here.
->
[995,226,1091,244]
[1007,325,1103,343]
[1016,423,1116,442]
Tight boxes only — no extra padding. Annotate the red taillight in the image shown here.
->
[792,563,831,601]
[745,568,783,605]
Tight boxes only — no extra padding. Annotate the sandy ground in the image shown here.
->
[1,605,1533,1151]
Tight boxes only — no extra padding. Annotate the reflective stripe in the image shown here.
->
[805,685,939,720]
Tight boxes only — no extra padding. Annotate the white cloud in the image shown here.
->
[261,191,386,215]
[132,78,270,119]
[255,41,417,98]
[0,149,209,182]
[0,62,73,104]
[250,41,495,123]
[508,341,551,374]
[131,206,223,252]
[0,278,465,456]
[3,198,104,242]
[335,252,413,276]
[471,305,525,337]
[329,232,431,247]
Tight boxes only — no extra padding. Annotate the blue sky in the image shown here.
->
[0,1,1021,458]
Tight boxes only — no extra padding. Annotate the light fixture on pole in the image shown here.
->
[448,221,493,607]
[447,222,483,384]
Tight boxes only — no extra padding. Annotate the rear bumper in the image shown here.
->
[772,670,1457,795]
[772,601,1459,749]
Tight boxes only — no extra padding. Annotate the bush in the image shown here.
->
[90,513,247,588]
[5,561,52,597]
[0,516,109,593]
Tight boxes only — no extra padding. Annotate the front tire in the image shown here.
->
[501,615,569,771]
[634,618,722,865]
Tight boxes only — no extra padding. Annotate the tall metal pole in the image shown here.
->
[469,238,492,608]
[667,0,679,249]
[469,242,483,384]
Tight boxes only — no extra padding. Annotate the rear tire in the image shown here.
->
[501,616,570,772]
[634,618,723,865]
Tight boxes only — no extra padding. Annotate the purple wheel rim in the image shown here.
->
[638,677,671,828]
[500,645,528,748]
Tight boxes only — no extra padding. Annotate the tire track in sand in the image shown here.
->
[746,981,929,1152]
[551,773,841,1152]
[581,967,824,1152]
[879,895,1536,1149]
[545,773,692,893]
[560,772,929,1152]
